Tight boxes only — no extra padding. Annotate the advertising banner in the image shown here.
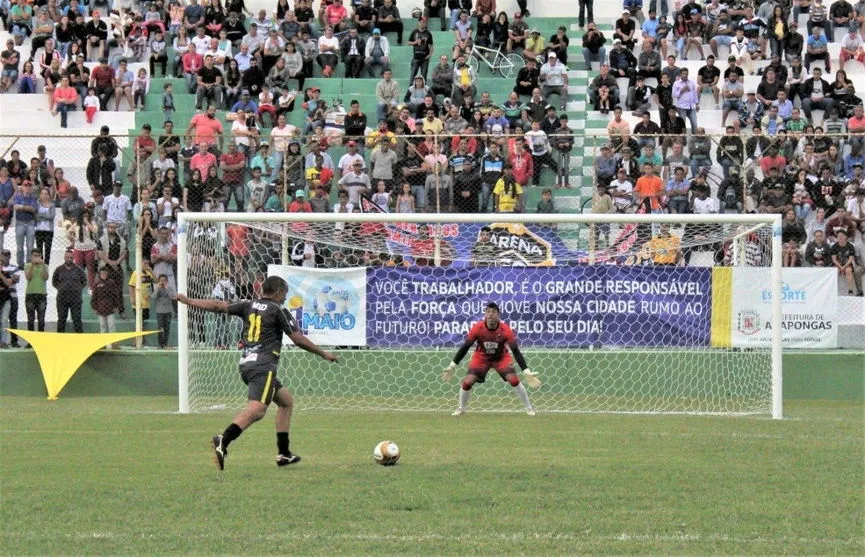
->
[729,268,838,348]
[366,266,712,348]
[268,265,368,346]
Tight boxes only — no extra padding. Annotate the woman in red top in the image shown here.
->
[51,75,78,128]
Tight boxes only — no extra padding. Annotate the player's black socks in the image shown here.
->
[277,432,290,456]
[222,423,243,448]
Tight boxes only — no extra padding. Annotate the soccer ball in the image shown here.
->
[373,441,400,466]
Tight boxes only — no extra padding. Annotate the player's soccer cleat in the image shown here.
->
[451,408,464,416]
[526,409,536,417]
[212,435,227,470]
[276,453,302,466]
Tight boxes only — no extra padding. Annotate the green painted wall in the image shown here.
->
[1,350,862,402]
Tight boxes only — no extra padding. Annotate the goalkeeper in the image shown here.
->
[442,302,541,416]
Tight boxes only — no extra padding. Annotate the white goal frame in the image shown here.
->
[176,212,784,419]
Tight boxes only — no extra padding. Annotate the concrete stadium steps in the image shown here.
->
[0,95,138,129]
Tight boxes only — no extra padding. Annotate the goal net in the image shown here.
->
[177,211,782,418]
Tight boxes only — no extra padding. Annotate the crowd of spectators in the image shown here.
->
[2,1,865,347]
[582,0,864,290]
[0,0,581,343]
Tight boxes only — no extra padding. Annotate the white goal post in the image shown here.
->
[176,212,783,419]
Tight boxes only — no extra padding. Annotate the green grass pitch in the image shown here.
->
[1,396,862,555]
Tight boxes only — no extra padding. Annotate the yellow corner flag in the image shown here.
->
[7,329,159,400]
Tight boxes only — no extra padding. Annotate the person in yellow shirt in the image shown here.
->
[643,224,682,266]
[492,171,524,213]
[420,108,444,134]
[365,118,397,150]
[524,29,546,63]
[128,257,155,333]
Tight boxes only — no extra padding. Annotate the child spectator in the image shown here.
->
[133,68,149,110]
[396,183,416,213]
[83,87,100,123]
[91,266,117,348]
[128,257,155,328]
[162,83,175,121]
[150,273,176,349]
[371,181,391,212]
[258,84,277,127]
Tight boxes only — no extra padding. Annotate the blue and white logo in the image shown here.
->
[761,282,807,303]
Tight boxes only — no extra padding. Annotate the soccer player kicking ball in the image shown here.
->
[175,276,338,471]
[442,302,541,416]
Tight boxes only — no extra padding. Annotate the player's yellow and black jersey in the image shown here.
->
[227,299,299,371]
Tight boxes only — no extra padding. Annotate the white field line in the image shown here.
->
[1,530,863,547]
[0,428,861,443]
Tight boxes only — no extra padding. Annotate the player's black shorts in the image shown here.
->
[240,366,283,405]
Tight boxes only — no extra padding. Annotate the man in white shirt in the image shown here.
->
[203,37,231,72]
[241,23,264,56]
[539,52,568,110]
[270,113,298,173]
[692,185,719,214]
[191,26,212,55]
[102,181,132,245]
[609,168,634,212]
[230,108,259,157]
[338,161,371,205]
[337,141,365,177]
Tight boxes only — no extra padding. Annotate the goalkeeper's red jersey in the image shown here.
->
[467,321,517,362]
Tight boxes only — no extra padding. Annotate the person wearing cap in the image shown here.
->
[507,11,528,53]
[84,9,108,61]
[539,51,568,111]
[365,27,392,77]
[1,40,21,93]
[609,38,638,85]
[614,9,637,50]
[623,0,645,24]
[840,24,865,66]
[522,28,545,63]
[230,89,258,113]
[709,10,736,58]
[377,0,404,44]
